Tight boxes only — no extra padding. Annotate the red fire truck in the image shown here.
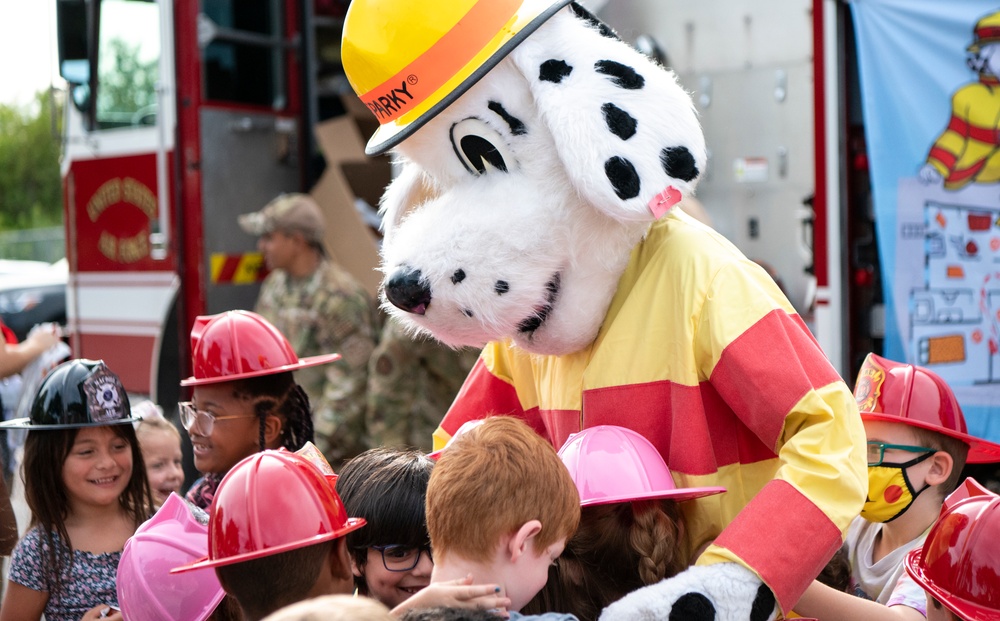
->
[54,0,881,409]
[55,0,369,409]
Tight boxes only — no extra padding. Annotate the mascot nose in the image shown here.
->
[385,267,432,315]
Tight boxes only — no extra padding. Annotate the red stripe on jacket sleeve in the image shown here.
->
[710,310,843,451]
[928,146,957,170]
[440,358,548,441]
[712,479,843,612]
[948,159,987,185]
[582,380,777,475]
[946,114,968,136]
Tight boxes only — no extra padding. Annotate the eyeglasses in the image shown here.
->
[371,544,433,572]
[866,441,934,467]
[178,401,255,435]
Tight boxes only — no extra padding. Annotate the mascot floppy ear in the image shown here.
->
[508,6,707,223]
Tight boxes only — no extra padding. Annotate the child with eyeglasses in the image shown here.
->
[336,447,510,616]
[179,310,336,510]
[793,353,1000,621]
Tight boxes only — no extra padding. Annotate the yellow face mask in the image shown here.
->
[860,452,934,523]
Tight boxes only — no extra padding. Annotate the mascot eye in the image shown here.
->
[450,118,515,175]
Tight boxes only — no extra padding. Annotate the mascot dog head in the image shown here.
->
[343,0,706,355]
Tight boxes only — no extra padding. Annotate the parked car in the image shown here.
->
[0,259,67,341]
[0,260,50,275]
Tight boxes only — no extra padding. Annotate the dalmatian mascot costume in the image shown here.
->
[342,1,867,619]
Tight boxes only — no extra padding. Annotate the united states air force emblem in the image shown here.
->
[83,365,126,422]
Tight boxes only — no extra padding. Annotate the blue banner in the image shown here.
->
[850,0,1000,441]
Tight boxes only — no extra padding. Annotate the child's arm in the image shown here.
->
[390,576,512,618]
[0,325,60,378]
[0,582,48,621]
[793,580,925,621]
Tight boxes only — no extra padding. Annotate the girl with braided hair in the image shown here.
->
[178,310,338,510]
[523,426,726,621]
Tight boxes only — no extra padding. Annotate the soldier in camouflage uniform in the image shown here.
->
[366,318,479,452]
[240,193,379,466]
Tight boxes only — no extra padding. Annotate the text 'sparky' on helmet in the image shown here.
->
[0,359,138,429]
[181,310,341,386]
[905,478,1000,621]
[853,353,1000,463]
[341,0,574,155]
[170,449,366,573]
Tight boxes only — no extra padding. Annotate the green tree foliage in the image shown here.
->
[97,38,158,127]
[0,92,63,231]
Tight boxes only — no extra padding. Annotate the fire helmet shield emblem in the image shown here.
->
[83,365,127,423]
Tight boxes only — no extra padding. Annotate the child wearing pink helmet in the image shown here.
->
[794,353,1000,621]
[117,493,241,621]
[524,425,725,621]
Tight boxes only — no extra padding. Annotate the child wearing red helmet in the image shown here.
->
[172,449,366,621]
[795,353,1000,621]
[180,310,339,509]
[904,478,1000,621]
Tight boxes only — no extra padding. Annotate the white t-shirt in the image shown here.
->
[844,516,927,605]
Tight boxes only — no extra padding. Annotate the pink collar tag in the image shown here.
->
[648,186,681,220]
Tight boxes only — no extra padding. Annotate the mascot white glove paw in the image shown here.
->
[598,563,777,621]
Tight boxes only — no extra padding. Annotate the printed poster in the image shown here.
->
[850,0,1000,440]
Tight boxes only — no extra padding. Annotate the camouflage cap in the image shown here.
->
[238,193,326,242]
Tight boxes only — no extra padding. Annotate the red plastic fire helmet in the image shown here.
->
[905,478,1000,621]
[171,449,366,573]
[853,353,1000,463]
[181,310,341,386]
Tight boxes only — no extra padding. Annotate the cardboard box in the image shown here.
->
[310,111,389,298]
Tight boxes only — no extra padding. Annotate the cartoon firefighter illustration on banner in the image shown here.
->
[900,8,1000,386]
[919,8,1000,190]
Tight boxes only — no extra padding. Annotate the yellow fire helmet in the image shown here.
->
[968,9,1000,53]
[342,0,574,155]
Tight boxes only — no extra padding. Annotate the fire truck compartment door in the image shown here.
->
[200,107,300,314]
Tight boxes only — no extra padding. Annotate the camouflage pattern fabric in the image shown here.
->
[255,259,379,466]
[366,318,479,452]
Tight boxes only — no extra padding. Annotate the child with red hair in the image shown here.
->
[426,416,580,619]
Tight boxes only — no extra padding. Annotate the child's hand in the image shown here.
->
[390,575,512,618]
[26,324,62,352]
[80,605,122,620]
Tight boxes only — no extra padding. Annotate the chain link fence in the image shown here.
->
[0,227,65,263]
